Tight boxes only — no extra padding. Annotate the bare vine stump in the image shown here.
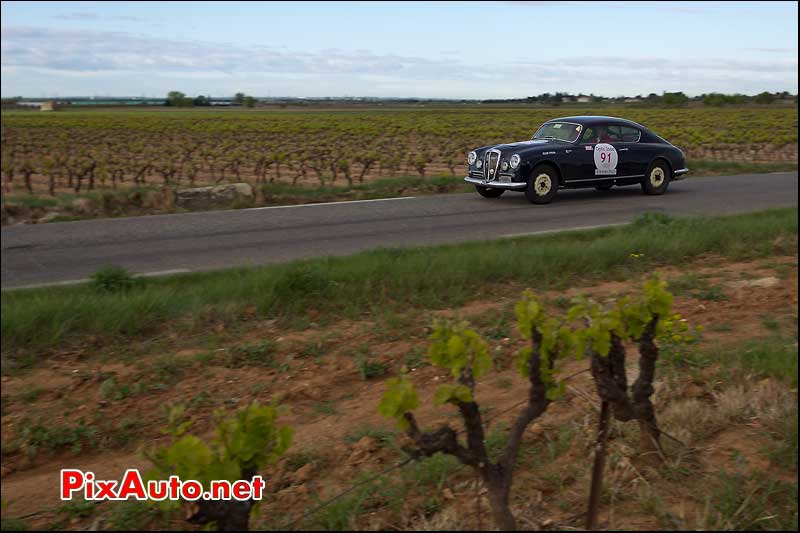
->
[185,467,259,530]
[632,318,663,462]
[586,400,611,531]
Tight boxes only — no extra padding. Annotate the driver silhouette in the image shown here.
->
[596,126,613,143]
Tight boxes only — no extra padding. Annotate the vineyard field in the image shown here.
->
[1,209,797,530]
[1,105,797,198]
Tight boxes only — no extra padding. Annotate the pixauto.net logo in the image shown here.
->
[61,469,266,502]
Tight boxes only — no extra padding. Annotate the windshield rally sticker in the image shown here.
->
[594,143,618,175]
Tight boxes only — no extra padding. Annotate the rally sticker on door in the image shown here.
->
[594,143,618,175]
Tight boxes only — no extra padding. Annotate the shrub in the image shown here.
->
[88,265,142,293]
[146,402,292,530]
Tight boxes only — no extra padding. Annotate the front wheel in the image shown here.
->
[525,165,559,204]
[641,161,670,195]
[475,185,505,198]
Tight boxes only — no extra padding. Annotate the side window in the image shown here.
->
[620,126,642,143]
[582,124,622,143]
[606,125,622,142]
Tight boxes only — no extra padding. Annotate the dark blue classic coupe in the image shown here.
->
[465,116,688,204]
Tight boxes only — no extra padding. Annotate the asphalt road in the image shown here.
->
[2,172,797,289]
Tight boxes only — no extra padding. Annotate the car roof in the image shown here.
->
[547,115,646,129]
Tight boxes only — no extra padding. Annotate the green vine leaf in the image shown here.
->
[515,346,533,377]
[216,402,293,473]
[428,321,491,380]
[515,290,542,339]
[644,275,673,317]
[146,401,292,496]
[378,375,419,430]
[434,384,473,405]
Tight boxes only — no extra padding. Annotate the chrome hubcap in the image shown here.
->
[534,174,552,195]
[650,168,665,187]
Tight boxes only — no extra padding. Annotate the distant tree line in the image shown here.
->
[4,90,795,110]
[699,91,792,106]
[481,90,797,106]
[1,97,25,109]
[165,91,257,107]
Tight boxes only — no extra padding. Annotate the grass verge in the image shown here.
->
[687,159,797,176]
[1,207,797,357]
[663,334,798,387]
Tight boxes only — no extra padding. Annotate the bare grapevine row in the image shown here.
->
[1,106,796,195]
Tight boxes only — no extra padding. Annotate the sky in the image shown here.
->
[1,1,798,99]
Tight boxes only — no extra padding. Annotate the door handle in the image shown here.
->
[619,148,629,151]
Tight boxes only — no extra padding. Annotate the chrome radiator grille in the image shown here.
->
[483,149,501,181]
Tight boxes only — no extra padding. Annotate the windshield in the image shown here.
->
[532,122,583,143]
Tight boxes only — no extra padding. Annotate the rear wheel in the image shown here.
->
[525,165,559,204]
[641,160,670,195]
[475,185,505,198]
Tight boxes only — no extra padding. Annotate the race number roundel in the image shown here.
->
[593,143,618,176]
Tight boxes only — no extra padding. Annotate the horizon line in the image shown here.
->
[4,91,798,101]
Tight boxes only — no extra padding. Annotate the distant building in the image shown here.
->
[576,96,591,103]
[624,98,642,103]
[561,96,574,103]
[40,101,57,111]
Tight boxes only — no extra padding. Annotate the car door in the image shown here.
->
[617,125,647,177]
[573,124,621,184]
[564,126,598,182]
[560,135,586,182]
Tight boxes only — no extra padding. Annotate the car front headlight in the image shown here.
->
[510,154,521,169]
[501,161,509,171]
[468,151,477,165]
[476,159,483,169]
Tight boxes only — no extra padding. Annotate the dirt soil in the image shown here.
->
[1,255,797,530]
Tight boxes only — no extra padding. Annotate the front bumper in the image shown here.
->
[673,168,689,180]
[464,176,527,190]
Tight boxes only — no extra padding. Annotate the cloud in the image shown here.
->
[747,47,796,53]
[53,12,100,21]
[0,26,461,78]
[52,12,147,22]
[504,1,710,14]
[511,55,798,75]
[1,25,797,97]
